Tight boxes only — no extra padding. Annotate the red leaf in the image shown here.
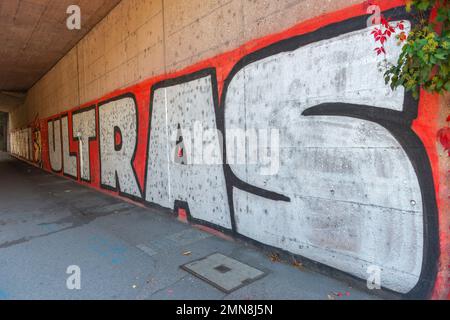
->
[372,28,382,38]
[399,32,407,41]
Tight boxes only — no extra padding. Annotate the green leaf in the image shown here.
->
[372,1,449,99]
[415,0,430,11]
[445,81,450,91]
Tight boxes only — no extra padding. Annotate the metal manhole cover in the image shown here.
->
[180,253,266,293]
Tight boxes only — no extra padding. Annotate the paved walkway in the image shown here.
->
[0,152,378,299]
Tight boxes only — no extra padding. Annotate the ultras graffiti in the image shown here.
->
[10,128,33,161]
[10,119,41,165]
[30,4,441,298]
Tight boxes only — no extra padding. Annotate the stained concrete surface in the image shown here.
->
[0,0,122,92]
[0,152,378,300]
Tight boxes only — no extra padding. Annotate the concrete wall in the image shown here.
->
[8,0,449,299]
[10,0,364,129]
[10,127,32,160]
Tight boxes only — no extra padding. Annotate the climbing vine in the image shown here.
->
[372,0,450,98]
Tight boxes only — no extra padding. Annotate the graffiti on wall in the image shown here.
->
[10,128,33,161]
[37,4,442,298]
[32,128,41,165]
[11,116,42,165]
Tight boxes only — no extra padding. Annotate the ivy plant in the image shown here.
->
[373,0,449,99]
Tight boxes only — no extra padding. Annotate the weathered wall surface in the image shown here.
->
[10,0,363,129]
[10,125,41,164]
[10,128,32,160]
[9,0,449,299]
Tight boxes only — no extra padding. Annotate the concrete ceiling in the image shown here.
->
[0,91,25,113]
[0,0,122,93]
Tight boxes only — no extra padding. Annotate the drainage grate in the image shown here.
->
[180,253,266,293]
[214,265,231,274]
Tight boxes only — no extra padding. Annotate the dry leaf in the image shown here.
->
[292,258,303,269]
[269,252,281,262]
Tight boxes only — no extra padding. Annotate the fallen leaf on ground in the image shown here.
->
[292,258,303,269]
[269,252,281,262]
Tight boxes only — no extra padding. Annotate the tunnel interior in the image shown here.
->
[0,0,447,301]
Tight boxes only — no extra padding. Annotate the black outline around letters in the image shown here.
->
[138,6,439,298]
[72,105,97,183]
[217,6,438,299]
[301,103,438,299]
[143,68,235,233]
[113,126,123,152]
[61,114,78,180]
[98,93,143,201]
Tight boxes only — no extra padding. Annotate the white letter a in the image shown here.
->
[66,5,81,30]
